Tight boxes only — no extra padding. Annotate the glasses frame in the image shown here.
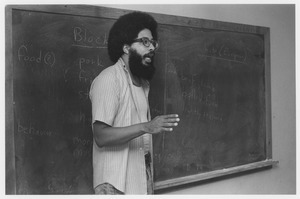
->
[132,37,159,49]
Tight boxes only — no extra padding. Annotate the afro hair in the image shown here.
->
[107,11,158,63]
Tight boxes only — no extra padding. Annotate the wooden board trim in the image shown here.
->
[154,159,278,190]
[264,28,272,159]
[5,5,16,194]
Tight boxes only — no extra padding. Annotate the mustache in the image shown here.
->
[144,51,155,58]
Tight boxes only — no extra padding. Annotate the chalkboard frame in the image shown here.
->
[5,4,276,193]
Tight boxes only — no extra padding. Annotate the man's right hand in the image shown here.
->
[144,114,180,134]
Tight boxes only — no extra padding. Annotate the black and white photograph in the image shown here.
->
[3,1,297,197]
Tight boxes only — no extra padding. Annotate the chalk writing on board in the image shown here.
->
[17,121,54,137]
[78,56,105,83]
[179,74,218,107]
[73,26,108,49]
[73,136,92,146]
[179,74,216,93]
[18,45,56,67]
[183,107,223,122]
[182,89,218,108]
[198,42,247,64]
[79,56,105,70]
[73,148,91,159]
[77,55,105,85]
[219,44,246,62]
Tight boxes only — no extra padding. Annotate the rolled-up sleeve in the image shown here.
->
[90,68,119,126]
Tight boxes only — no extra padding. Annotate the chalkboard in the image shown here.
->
[6,5,274,194]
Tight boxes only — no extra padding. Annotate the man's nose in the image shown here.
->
[148,43,156,51]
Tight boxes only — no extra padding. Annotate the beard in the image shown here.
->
[128,49,156,81]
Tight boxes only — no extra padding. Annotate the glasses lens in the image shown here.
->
[142,38,151,47]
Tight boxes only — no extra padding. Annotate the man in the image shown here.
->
[89,11,180,195]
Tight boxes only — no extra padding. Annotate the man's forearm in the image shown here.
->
[93,114,179,148]
[93,121,147,148]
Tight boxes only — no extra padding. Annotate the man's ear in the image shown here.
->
[123,45,130,54]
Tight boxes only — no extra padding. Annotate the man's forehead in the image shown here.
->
[137,29,153,39]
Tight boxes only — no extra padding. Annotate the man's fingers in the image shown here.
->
[162,127,173,132]
[151,114,180,134]
[160,114,179,119]
[163,122,178,127]
[160,115,180,127]
[166,114,179,118]
[165,118,180,123]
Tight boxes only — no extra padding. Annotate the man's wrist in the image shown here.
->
[140,122,150,134]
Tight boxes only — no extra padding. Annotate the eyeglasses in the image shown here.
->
[132,37,159,49]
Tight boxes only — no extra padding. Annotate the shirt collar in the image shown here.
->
[119,57,128,72]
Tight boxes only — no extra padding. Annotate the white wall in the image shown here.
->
[100,4,296,194]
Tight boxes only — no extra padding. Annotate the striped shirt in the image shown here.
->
[133,85,151,153]
[89,58,152,194]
